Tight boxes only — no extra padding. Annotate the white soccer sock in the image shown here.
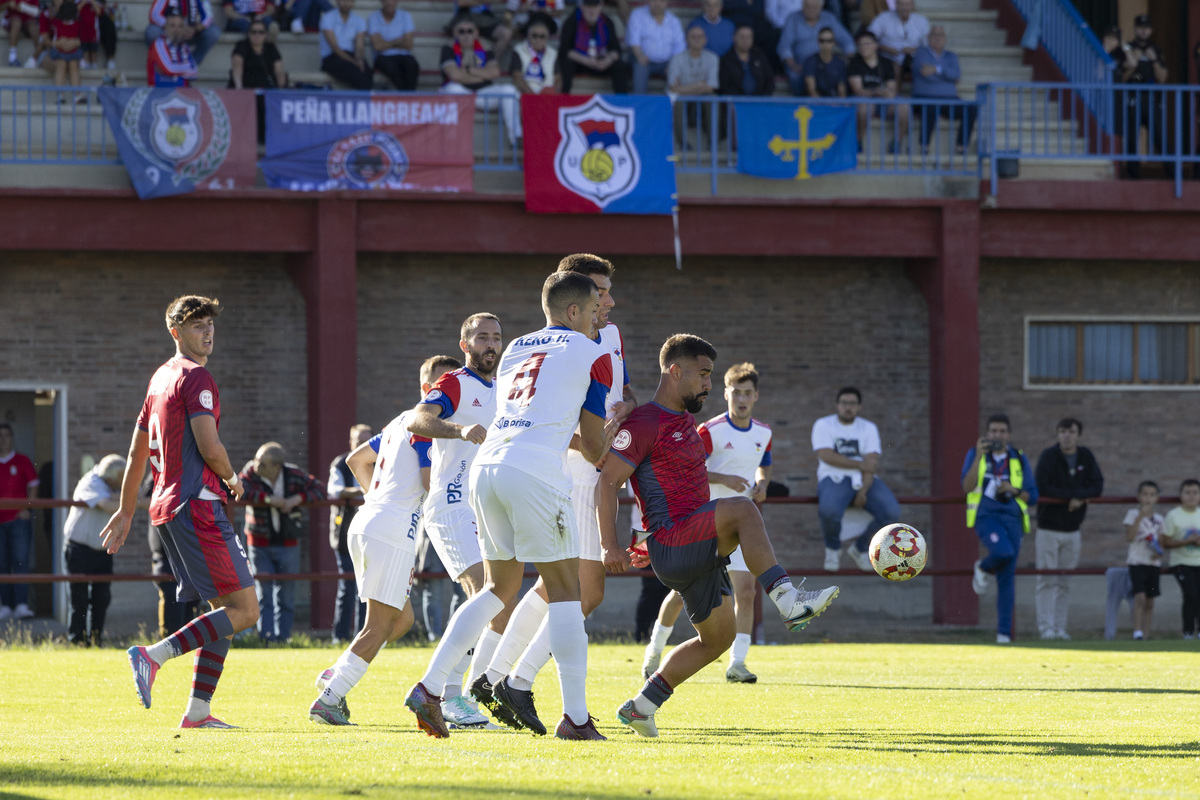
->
[146,639,174,666]
[546,601,588,724]
[183,696,210,722]
[729,632,751,666]
[323,650,369,703]
[631,692,657,717]
[767,581,799,615]
[510,616,552,687]
[468,628,502,687]
[419,590,505,697]
[649,620,673,654]
[485,590,548,684]
[444,650,473,700]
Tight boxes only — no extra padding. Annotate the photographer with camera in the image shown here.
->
[962,414,1038,643]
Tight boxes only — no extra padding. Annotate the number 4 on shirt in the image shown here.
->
[507,352,547,407]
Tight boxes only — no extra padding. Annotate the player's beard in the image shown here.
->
[683,392,708,414]
[468,347,499,378]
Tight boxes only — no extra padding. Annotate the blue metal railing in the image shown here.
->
[1007,0,1114,122]
[0,86,118,164]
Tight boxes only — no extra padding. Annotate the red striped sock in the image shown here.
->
[192,637,231,703]
[167,608,235,658]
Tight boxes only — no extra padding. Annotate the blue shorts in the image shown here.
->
[157,498,254,603]
[647,500,731,625]
[49,49,83,61]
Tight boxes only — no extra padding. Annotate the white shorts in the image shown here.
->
[423,504,482,581]
[348,532,417,611]
[726,544,749,573]
[471,463,580,564]
[571,480,602,562]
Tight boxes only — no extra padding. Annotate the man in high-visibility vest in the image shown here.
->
[961,413,1038,643]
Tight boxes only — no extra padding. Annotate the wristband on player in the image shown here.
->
[226,473,240,488]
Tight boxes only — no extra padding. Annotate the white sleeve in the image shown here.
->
[811,417,832,451]
[72,473,108,509]
[862,421,882,455]
[1122,508,1137,526]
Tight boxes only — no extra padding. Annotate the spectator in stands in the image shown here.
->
[777,0,852,96]
[0,423,38,622]
[63,455,129,646]
[327,424,372,646]
[75,0,100,71]
[848,29,907,152]
[867,0,928,79]
[229,21,287,88]
[369,0,419,91]
[801,25,846,97]
[320,0,372,89]
[812,387,901,573]
[1124,480,1163,641]
[281,0,331,34]
[146,12,198,86]
[239,442,326,643]
[439,15,522,144]
[856,0,891,29]
[1161,479,1200,639]
[912,25,976,154]
[962,413,1038,644]
[1033,417,1103,641]
[223,0,276,36]
[558,0,629,94]
[668,25,718,143]
[446,0,512,63]
[718,24,773,96]
[1116,15,1170,180]
[767,0,846,35]
[6,0,40,67]
[47,0,84,101]
[509,17,559,94]
[625,0,686,94]
[144,0,220,65]
[721,0,773,71]
[688,0,734,57]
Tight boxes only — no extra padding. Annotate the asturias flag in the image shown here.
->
[733,103,856,180]
[523,94,676,214]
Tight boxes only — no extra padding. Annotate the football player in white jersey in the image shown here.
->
[308,355,459,725]
[641,362,773,683]
[406,314,504,727]
[469,254,637,732]
[404,270,613,741]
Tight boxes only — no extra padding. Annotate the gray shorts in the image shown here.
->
[646,500,731,624]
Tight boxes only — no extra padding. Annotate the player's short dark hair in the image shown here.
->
[1138,480,1159,493]
[725,362,758,389]
[818,25,833,36]
[659,334,717,370]
[836,386,861,403]
[420,354,461,386]
[165,295,221,331]
[542,271,598,319]
[1056,417,1083,435]
[460,313,500,342]
[1181,478,1200,493]
[0,423,11,436]
[557,253,615,280]
[855,28,876,42]
[986,413,1011,431]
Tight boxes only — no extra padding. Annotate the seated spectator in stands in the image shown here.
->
[848,29,906,152]
[509,18,559,93]
[505,0,561,38]
[669,26,718,144]
[689,0,734,57]
[230,20,286,88]
[146,13,198,86]
[48,0,84,100]
[801,25,846,96]
[558,0,629,94]
[223,0,276,35]
[440,16,522,143]
[239,442,325,643]
[281,0,332,34]
[718,24,773,96]
[778,0,852,95]
[625,0,686,94]
[446,0,512,63]
[144,0,221,65]
[7,0,40,67]
[63,455,129,647]
[857,0,891,29]
[369,0,419,90]
[721,0,773,69]
[912,25,975,154]
[867,0,927,79]
[320,0,373,90]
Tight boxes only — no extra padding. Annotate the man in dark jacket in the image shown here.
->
[718,25,773,96]
[1033,418,1103,641]
[328,424,373,644]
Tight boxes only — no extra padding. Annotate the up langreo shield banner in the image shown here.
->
[260,91,474,192]
[98,87,257,200]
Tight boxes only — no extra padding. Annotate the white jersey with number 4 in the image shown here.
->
[419,367,496,522]
[565,322,629,487]
[351,409,432,547]
[475,325,614,494]
[698,413,773,500]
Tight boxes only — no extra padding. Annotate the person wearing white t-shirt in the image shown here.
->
[1161,479,1200,639]
[1123,480,1164,641]
[811,387,900,572]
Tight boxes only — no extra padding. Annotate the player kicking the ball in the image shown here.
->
[308,356,458,725]
[599,334,839,737]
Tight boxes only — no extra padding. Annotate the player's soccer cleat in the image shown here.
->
[849,547,873,572]
[404,682,450,738]
[127,645,160,709]
[494,676,546,736]
[469,674,522,730]
[315,668,350,720]
[972,560,990,595]
[781,581,839,632]
[179,715,237,729]
[555,715,606,741]
[310,695,355,726]
[725,663,757,683]
[616,700,658,738]
[641,646,661,681]
[442,695,491,729]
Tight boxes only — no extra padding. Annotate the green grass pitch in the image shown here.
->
[4,639,1200,799]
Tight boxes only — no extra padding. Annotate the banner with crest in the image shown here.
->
[521,94,676,215]
[98,88,257,200]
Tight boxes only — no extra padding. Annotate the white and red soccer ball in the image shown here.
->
[868,523,927,582]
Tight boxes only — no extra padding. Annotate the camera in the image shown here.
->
[984,439,1006,453]
[997,491,1015,504]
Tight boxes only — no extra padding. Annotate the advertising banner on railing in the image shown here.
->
[522,94,676,214]
[98,87,257,200]
[733,103,856,180]
[260,91,474,192]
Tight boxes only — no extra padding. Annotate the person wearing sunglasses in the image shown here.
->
[801,25,845,97]
[509,17,559,94]
[440,15,522,143]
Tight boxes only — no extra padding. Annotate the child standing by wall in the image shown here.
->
[1123,480,1164,640]
[1160,479,1200,639]
[48,0,84,101]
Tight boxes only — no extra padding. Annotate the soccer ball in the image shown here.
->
[868,523,927,582]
